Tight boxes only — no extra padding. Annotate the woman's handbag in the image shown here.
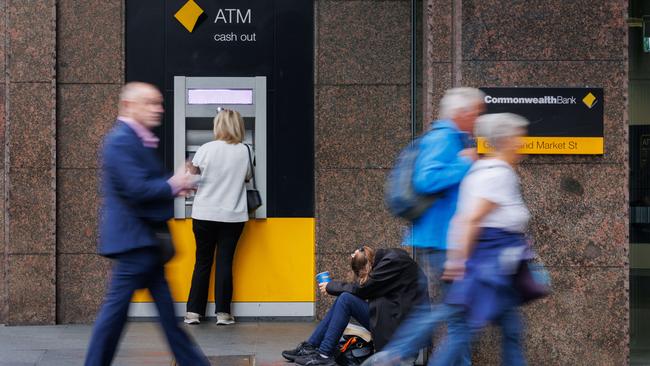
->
[245,144,263,211]
[515,260,551,303]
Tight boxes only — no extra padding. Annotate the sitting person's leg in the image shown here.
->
[306,300,337,349]
[317,292,370,356]
[292,292,370,366]
[283,292,369,363]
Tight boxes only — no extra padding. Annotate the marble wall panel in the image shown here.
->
[462,1,626,61]
[425,0,452,63]
[316,168,406,254]
[519,163,627,267]
[57,169,100,254]
[6,0,55,82]
[316,85,410,169]
[7,83,54,169]
[5,254,55,325]
[0,86,5,163]
[0,256,4,324]
[58,0,122,84]
[523,266,627,365]
[423,62,452,123]
[462,60,627,164]
[58,84,120,169]
[318,1,411,85]
[57,254,110,324]
[0,0,5,73]
[6,169,54,254]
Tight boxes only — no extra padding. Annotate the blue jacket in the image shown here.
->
[98,121,174,257]
[402,120,472,249]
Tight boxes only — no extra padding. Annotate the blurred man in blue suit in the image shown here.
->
[84,82,208,366]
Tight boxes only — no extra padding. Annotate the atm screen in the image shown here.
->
[187,89,254,105]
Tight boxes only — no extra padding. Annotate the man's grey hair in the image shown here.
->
[119,82,156,102]
[476,113,529,149]
[438,87,486,120]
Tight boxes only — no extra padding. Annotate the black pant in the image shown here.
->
[187,219,246,315]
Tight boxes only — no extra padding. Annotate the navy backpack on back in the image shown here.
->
[384,128,442,221]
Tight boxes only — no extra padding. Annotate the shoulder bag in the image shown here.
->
[245,144,262,212]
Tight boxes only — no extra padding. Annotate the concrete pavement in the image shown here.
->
[0,320,315,366]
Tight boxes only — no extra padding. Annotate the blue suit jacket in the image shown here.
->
[98,120,174,257]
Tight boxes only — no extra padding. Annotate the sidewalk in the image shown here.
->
[0,320,315,366]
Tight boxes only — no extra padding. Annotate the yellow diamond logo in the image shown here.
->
[582,92,597,109]
[174,0,204,33]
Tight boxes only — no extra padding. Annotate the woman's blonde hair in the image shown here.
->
[213,109,245,144]
[350,246,376,285]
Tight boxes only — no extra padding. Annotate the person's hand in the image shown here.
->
[176,188,194,198]
[442,259,466,282]
[168,165,199,196]
[318,282,328,294]
[185,160,200,175]
[459,148,478,162]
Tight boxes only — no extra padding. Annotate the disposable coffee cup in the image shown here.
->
[316,271,331,284]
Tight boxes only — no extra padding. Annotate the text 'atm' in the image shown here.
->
[173,76,267,219]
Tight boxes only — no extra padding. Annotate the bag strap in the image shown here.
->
[245,144,257,189]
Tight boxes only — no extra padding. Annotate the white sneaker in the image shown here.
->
[216,312,235,325]
[184,312,200,325]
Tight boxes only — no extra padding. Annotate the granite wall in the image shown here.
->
[461,1,628,364]
[314,0,629,364]
[0,0,6,325]
[0,3,632,364]
[3,0,57,325]
[55,0,121,323]
[314,0,413,314]
[0,0,119,325]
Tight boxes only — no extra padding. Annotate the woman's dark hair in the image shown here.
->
[350,246,375,285]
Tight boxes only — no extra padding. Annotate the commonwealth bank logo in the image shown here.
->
[582,92,597,109]
[174,0,204,33]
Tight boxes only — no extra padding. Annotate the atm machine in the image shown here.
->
[173,76,267,219]
[130,76,314,318]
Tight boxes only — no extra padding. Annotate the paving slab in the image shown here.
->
[0,321,315,366]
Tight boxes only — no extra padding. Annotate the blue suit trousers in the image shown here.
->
[84,247,208,366]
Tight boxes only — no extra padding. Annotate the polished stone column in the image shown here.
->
[314,0,413,316]
[4,0,57,325]
[56,0,122,324]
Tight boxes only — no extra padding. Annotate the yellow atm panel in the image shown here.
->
[131,218,315,317]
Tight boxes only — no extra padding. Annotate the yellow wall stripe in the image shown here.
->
[477,136,604,155]
[133,218,315,303]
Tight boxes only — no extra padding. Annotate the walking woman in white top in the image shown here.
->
[184,109,252,325]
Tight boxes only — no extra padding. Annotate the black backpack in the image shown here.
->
[335,335,374,366]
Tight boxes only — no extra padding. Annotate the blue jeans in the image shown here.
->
[381,249,471,366]
[308,292,370,356]
[431,305,525,366]
[85,248,209,366]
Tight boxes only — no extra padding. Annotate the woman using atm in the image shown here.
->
[184,109,252,326]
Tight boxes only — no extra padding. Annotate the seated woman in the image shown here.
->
[282,246,429,366]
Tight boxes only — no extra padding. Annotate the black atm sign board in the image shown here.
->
[479,87,604,154]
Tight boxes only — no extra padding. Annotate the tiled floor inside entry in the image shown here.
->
[0,321,315,366]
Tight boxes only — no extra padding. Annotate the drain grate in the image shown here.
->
[208,355,255,366]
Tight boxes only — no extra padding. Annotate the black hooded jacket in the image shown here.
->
[325,248,429,350]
